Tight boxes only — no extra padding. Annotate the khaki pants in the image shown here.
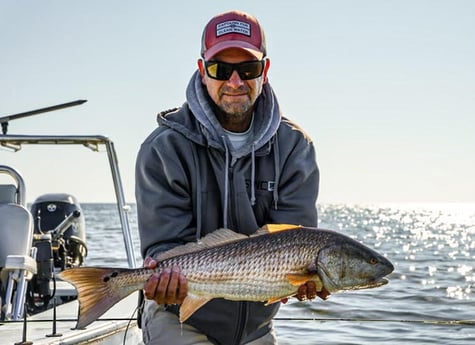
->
[142,300,277,345]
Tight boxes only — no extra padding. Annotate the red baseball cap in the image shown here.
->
[201,10,267,60]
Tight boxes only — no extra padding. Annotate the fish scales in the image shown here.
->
[158,229,320,300]
[59,225,394,329]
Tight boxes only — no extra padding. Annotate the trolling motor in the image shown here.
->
[27,193,87,312]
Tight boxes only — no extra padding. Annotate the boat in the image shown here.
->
[0,100,143,344]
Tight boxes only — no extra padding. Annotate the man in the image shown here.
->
[135,10,324,345]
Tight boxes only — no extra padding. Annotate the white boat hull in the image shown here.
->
[1,288,143,344]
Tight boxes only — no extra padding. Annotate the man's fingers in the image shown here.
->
[155,267,172,304]
[164,267,181,304]
[142,265,188,305]
[143,273,159,300]
[317,287,330,300]
[306,281,317,299]
[296,284,308,301]
[175,272,188,304]
[143,257,157,268]
[295,281,327,301]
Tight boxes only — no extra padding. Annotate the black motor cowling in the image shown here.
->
[27,193,87,311]
[30,193,87,270]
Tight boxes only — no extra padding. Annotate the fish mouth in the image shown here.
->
[330,277,389,292]
[346,277,389,291]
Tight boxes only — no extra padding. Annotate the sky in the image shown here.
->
[1,1,474,205]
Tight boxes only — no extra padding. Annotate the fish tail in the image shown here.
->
[59,267,138,329]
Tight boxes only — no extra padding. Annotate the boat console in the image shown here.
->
[0,165,36,320]
[0,166,88,318]
[0,100,140,344]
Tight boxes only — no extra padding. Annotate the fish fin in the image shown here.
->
[265,296,291,305]
[179,294,212,323]
[58,267,137,329]
[158,229,247,261]
[286,273,323,290]
[254,224,302,236]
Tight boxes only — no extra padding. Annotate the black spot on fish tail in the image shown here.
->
[103,271,120,282]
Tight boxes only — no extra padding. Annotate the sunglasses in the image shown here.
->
[204,60,265,81]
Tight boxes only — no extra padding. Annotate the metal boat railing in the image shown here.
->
[0,134,138,269]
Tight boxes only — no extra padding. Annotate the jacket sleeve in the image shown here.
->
[268,123,319,227]
[135,129,197,258]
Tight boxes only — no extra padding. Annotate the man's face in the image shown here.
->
[198,48,270,126]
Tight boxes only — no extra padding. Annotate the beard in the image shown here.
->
[218,100,252,121]
[215,86,254,122]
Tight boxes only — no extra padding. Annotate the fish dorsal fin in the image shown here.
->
[157,228,247,261]
[252,224,302,237]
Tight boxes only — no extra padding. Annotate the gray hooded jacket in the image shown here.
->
[135,71,319,345]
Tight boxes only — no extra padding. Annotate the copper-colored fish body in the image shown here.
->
[59,225,394,329]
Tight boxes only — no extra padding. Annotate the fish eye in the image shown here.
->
[369,257,378,265]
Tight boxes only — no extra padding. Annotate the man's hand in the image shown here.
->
[143,257,188,305]
[281,281,330,304]
[295,281,330,301]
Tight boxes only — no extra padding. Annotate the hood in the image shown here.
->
[158,70,282,159]
[156,70,284,230]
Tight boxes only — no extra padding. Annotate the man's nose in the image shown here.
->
[226,70,245,88]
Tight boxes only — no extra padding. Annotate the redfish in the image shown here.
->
[59,224,394,329]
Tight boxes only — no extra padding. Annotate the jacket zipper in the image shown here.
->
[227,165,237,230]
[227,164,248,345]
[233,302,247,345]
[226,153,251,344]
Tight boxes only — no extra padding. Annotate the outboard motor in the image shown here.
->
[27,193,87,311]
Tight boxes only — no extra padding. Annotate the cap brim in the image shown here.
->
[203,41,264,60]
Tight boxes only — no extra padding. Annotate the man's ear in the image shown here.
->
[262,58,271,84]
[197,59,207,83]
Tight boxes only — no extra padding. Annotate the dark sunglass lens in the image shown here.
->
[238,61,264,80]
[206,62,232,80]
[215,63,233,80]
[206,61,264,80]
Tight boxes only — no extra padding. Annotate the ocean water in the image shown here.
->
[81,203,475,345]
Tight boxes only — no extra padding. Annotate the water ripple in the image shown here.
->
[81,203,475,344]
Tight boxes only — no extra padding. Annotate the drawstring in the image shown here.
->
[250,143,256,206]
[272,138,280,210]
[219,136,278,223]
[223,136,230,229]
[194,147,202,241]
